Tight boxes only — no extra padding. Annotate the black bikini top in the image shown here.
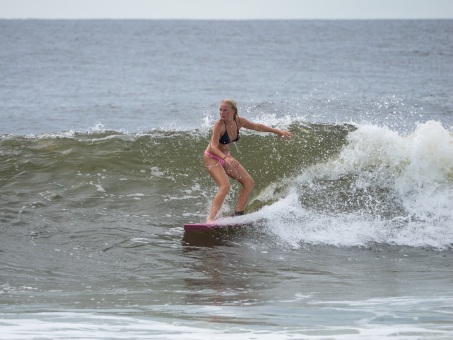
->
[219,120,240,144]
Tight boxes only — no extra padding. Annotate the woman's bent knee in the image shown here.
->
[219,183,231,194]
[243,178,254,191]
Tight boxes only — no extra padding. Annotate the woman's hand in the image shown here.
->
[225,155,240,169]
[279,130,292,140]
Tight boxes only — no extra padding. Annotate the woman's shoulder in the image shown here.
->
[237,116,252,129]
[213,119,224,127]
[212,119,226,132]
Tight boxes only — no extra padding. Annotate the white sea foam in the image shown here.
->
[255,121,453,249]
[1,308,451,340]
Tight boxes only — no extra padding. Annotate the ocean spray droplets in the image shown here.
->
[261,121,453,249]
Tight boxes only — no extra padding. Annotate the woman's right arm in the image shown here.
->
[207,121,228,159]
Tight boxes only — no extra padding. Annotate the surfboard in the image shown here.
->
[184,219,250,232]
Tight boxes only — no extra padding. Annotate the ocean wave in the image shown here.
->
[1,120,452,249]
[249,121,453,249]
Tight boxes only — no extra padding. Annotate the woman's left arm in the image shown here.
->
[239,117,292,140]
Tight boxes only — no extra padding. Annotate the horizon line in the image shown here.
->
[1,17,452,20]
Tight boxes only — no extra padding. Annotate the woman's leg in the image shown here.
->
[203,154,231,221]
[225,163,254,214]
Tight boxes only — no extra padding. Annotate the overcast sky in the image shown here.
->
[1,0,452,19]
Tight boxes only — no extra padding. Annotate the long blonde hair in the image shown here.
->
[221,98,238,120]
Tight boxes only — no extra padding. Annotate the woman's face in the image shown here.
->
[219,103,235,120]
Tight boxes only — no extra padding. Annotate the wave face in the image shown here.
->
[251,120,453,249]
[1,120,452,249]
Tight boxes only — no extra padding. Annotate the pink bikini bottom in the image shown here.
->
[204,151,230,167]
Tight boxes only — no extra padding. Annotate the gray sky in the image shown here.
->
[1,0,452,19]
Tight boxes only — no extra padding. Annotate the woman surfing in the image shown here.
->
[204,99,292,222]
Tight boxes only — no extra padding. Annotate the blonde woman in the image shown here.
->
[204,99,292,222]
